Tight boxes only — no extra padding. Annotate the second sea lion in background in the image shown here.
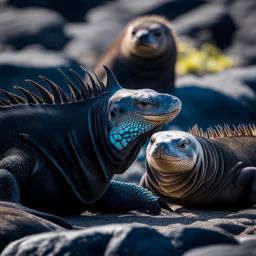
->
[94,15,177,92]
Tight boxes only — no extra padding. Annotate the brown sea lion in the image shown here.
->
[141,124,256,209]
[94,15,177,92]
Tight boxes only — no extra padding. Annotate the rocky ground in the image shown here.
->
[65,207,256,238]
[0,0,256,255]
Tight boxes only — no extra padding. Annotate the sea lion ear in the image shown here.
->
[103,65,122,92]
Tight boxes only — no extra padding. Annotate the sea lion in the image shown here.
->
[141,124,256,209]
[94,15,177,92]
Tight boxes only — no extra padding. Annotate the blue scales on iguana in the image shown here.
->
[0,66,181,216]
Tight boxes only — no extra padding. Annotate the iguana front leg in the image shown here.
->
[89,180,171,214]
[236,166,256,204]
[0,149,73,229]
[0,148,31,202]
[0,169,20,202]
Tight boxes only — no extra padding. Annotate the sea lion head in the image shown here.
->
[107,89,181,151]
[147,131,203,173]
[121,15,175,59]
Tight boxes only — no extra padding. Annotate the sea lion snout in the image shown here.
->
[150,141,169,158]
[133,30,155,47]
[147,131,202,173]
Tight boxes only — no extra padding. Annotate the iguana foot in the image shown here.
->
[89,180,173,214]
[0,169,20,202]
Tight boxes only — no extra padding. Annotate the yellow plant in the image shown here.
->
[177,41,234,76]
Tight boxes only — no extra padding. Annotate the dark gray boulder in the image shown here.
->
[6,0,106,21]
[0,48,83,94]
[105,225,179,256]
[184,242,256,256]
[166,226,238,254]
[0,7,69,50]
[226,0,256,65]
[173,3,236,49]
[0,202,64,253]
[171,66,256,130]
[2,224,179,256]
[64,21,123,66]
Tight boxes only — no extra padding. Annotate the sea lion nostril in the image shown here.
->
[158,142,168,149]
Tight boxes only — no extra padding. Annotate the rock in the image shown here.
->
[173,3,236,49]
[145,0,205,21]
[226,0,256,65]
[64,21,123,66]
[166,226,238,254]
[86,0,172,23]
[0,48,83,94]
[6,0,105,21]
[170,66,256,130]
[0,202,64,253]
[0,7,69,50]
[105,225,179,256]
[183,242,256,256]
[1,224,179,256]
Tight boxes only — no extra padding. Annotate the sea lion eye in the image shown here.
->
[150,136,156,144]
[131,29,137,36]
[177,140,190,149]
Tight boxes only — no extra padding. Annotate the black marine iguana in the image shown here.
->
[0,66,181,216]
[141,124,256,209]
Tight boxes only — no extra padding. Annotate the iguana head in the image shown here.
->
[107,90,181,151]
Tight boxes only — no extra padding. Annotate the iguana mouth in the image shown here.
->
[143,109,180,123]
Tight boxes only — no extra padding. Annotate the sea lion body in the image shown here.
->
[95,15,177,92]
[141,125,256,209]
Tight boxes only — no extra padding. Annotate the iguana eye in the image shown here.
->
[154,31,162,37]
[138,100,150,107]
[110,110,116,118]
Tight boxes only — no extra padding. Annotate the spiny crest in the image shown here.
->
[188,124,256,139]
[0,66,121,108]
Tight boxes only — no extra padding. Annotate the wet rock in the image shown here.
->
[105,225,179,256]
[2,224,179,256]
[184,242,256,256]
[173,3,236,49]
[227,0,256,65]
[64,21,123,66]
[0,48,83,94]
[0,7,69,50]
[6,0,106,21]
[171,66,256,130]
[0,202,64,253]
[166,226,238,254]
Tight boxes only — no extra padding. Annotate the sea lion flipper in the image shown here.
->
[235,166,256,204]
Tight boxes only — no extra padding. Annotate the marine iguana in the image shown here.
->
[141,124,256,209]
[0,66,181,215]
